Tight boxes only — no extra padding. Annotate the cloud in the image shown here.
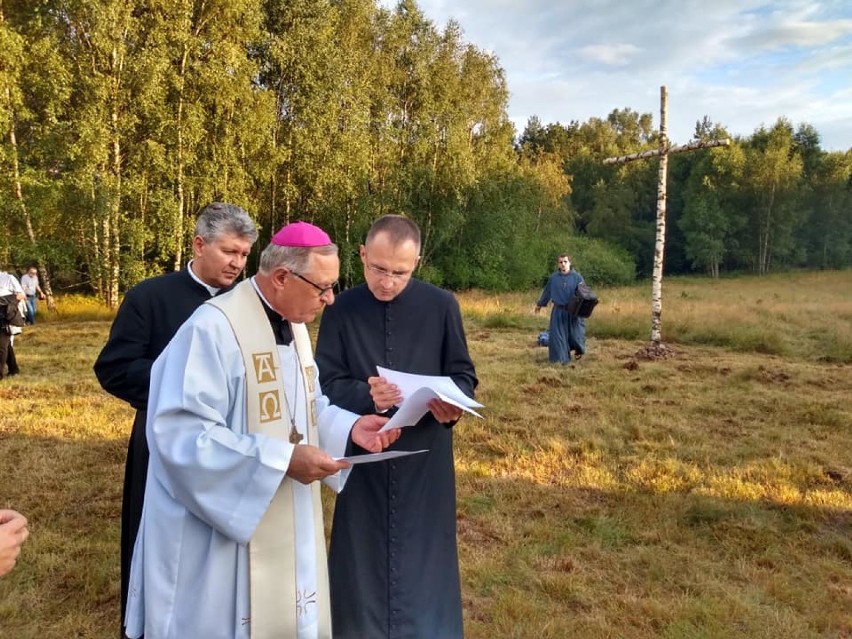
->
[377,0,852,150]
[578,44,642,67]
[728,22,852,56]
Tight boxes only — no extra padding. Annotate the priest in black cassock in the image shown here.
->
[316,214,478,639]
[93,203,257,636]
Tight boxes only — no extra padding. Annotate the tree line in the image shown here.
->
[1,0,849,306]
[522,112,852,279]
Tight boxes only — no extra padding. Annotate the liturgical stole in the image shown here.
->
[208,280,332,639]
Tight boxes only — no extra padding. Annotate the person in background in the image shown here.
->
[20,266,45,325]
[93,202,258,635]
[124,221,400,638]
[316,214,478,639]
[0,267,25,379]
[535,253,586,364]
[0,509,29,577]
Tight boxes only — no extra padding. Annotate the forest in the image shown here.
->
[1,0,850,307]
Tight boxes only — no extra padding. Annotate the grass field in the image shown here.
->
[1,270,850,638]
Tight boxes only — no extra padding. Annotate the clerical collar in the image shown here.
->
[186,260,221,297]
[376,277,416,305]
[249,277,293,346]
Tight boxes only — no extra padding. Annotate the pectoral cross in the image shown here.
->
[289,421,303,444]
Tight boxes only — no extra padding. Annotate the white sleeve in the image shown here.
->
[314,365,359,493]
[146,307,296,545]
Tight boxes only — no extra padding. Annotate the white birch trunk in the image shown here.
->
[173,40,191,272]
[650,86,668,345]
[106,33,128,309]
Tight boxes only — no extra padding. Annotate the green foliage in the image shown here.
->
[0,1,849,301]
[677,145,747,277]
[553,236,636,287]
[799,151,852,269]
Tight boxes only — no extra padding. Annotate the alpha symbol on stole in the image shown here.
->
[252,352,277,383]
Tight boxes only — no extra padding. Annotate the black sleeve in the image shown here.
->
[442,295,478,400]
[93,288,155,409]
[316,305,376,416]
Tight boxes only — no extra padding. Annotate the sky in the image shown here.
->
[377,0,852,151]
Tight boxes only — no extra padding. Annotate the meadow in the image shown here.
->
[1,270,850,638]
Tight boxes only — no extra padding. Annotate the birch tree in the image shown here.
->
[679,143,746,277]
[804,151,852,268]
[0,2,72,306]
[743,119,803,274]
[131,0,268,274]
[55,0,138,306]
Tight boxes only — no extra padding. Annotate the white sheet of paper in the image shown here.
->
[376,366,483,432]
[335,449,428,464]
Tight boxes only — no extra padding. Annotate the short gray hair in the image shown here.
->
[195,202,258,244]
[258,243,339,274]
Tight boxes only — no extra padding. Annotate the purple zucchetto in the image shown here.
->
[271,221,332,247]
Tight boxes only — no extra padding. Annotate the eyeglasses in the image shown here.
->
[365,262,414,282]
[292,271,338,297]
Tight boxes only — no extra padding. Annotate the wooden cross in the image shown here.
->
[603,86,729,352]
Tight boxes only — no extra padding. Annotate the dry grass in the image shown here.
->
[1,271,850,638]
[463,270,852,362]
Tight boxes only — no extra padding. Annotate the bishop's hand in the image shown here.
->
[286,445,350,485]
[351,414,400,452]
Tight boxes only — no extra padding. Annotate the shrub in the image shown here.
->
[539,236,636,287]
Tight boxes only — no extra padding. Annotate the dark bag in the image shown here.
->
[0,294,25,329]
[565,283,599,318]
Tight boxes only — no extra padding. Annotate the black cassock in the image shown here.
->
[316,280,478,639]
[93,268,218,629]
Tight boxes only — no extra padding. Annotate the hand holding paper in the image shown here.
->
[368,374,403,413]
[376,366,483,433]
[351,413,400,452]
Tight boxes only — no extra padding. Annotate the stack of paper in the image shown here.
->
[375,366,484,433]
[335,449,428,464]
